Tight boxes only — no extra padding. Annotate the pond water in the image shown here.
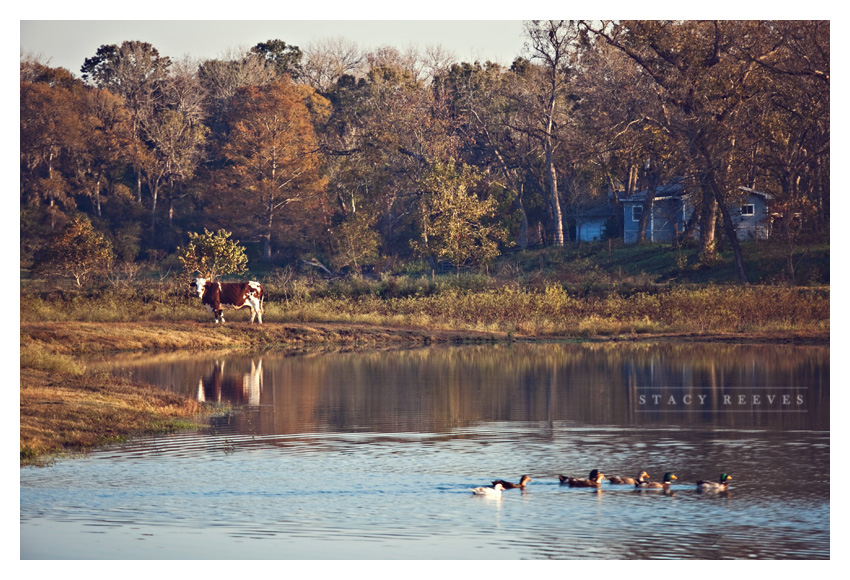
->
[21,341,829,560]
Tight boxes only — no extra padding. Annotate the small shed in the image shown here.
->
[575,204,617,242]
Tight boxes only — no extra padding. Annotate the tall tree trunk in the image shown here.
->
[47,152,57,231]
[636,196,653,243]
[515,187,529,250]
[263,234,272,263]
[263,210,274,262]
[817,157,829,233]
[709,178,749,284]
[150,180,159,231]
[543,81,565,246]
[674,204,701,246]
[698,183,718,264]
[636,173,660,243]
[544,138,565,245]
[637,166,661,243]
[627,164,638,195]
[94,177,102,218]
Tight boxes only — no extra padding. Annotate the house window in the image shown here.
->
[741,204,755,216]
[632,206,643,222]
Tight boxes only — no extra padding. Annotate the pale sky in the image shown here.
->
[19,3,834,79]
[20,19,530,78]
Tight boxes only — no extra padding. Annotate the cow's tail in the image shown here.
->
[259,284,265,313]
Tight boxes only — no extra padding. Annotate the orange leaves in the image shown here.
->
[211,79,328,259]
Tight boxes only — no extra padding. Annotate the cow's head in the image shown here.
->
[192,277,207,298]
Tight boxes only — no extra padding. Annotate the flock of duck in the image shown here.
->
[471,471,732,497]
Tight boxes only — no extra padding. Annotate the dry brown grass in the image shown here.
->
[20,366,205,464]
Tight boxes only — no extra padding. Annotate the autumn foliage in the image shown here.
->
[32,216,114,287]
[210,79,329,262]
[20,22,829,285]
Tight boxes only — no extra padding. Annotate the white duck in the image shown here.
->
[471,483,504,497]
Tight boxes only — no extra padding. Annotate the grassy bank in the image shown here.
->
[21,342,205,465]
[275,284,829,337]
[22,279,830,337]
[19,321,508,465]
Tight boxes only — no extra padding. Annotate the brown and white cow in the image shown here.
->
[192,278,265,324]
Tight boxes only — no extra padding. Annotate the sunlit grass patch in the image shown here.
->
[20,343,85,376]
[21,261,829,338]
[20,368,206,465]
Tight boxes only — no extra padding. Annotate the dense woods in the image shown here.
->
[21,21,829,284]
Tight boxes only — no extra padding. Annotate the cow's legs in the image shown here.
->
[246,296,263,324]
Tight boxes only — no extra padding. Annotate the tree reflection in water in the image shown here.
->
[91,342,828,435]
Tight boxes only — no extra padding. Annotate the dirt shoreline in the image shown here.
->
[20,321,829,465]
[21,320,830,354]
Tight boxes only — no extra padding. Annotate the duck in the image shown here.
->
[636,472,678,489]
[609,471,650,485]
[696,473,732,492]
[559,469,606,487]
[471,483,505,497]
[491,475,532,490]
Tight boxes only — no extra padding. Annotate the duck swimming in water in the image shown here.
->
[696,473,732,492]
[636,472,678,489]
[559,469,606,487]
[491,475,532,490]
[609,471,650,485]
[471,483,505,497]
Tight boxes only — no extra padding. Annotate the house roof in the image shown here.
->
[738,186,774,200]
[615,181,774,204]
[576,204,617,219]
[616,177,688,204]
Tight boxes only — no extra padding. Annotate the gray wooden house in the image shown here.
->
[620,180,691,244]
[620,181,773,243]
[733,186,773,240]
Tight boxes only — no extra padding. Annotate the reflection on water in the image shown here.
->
[90,342,828,434]
[23,341,829,560]
[195,359,263,405]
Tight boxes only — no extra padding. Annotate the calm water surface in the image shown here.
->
[21,342,829,559]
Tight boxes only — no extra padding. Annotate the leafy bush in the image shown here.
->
[32,216,114,288]
[177,229,248,281]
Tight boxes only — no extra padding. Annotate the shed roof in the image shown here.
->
[576,204,617,219]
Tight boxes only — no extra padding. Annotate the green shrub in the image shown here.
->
[177,229,248,281]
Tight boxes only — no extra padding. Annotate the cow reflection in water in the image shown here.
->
[197,360,263,405]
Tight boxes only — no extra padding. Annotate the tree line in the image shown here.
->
[21,20,829,284]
